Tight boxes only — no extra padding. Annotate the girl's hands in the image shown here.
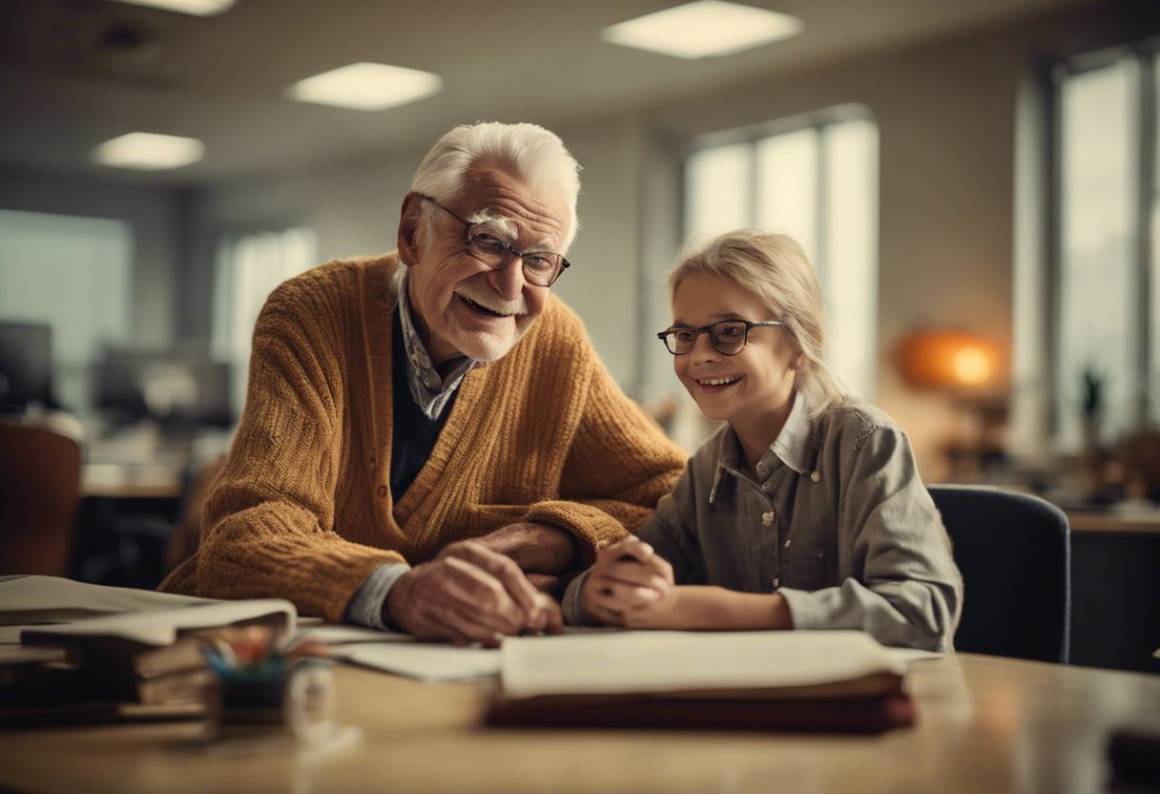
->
[580,538,674,626]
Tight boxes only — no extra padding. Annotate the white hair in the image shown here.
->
[410,122,582,250]
[668,230,847,416]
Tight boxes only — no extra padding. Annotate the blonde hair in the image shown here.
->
[411,122,582,250]
[668,229,847,415]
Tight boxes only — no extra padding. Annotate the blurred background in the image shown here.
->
[0,0,1157,670]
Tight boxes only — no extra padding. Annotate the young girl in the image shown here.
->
[564,230,963,651]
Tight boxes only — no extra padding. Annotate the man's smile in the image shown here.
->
[457,293,513,318]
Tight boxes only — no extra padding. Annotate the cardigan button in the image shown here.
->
[376,485,387,498]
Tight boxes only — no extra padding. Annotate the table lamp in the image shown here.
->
[896,329,997,392]
[896,329,1005,480]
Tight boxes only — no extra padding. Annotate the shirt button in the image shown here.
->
[761,510,775,526]
[376,485,388,498]
[810,470,821,483]
[772,577,780,589]
[762,482,775,494]
[784,538,792,548]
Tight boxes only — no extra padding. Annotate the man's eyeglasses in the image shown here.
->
[417,194,571,288]
[657,319,785,356]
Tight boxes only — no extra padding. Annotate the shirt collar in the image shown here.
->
[393,266,478,420]
[709,389,814,504]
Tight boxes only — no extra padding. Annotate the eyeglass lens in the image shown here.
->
[667,322,748,355]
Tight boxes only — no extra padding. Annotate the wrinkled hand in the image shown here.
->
[385,540,562,645]
[580,537,674,626]
[475,521,579,574]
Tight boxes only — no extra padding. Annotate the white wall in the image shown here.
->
[176,2,1144,476]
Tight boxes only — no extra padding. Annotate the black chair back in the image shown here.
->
[929,485,1070,663]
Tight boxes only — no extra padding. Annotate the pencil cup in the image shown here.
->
[210,659,336,745]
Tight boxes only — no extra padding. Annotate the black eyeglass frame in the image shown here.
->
[657,319,786,356]
[416,194,571,287]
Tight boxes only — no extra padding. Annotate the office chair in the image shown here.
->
[929,484,1071,663]
[0,421,82,576]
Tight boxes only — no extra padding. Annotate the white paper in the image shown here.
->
[296,625,411,645]
[21,599,296,647]
[333,641,500,682]
[500,630,905,699]
[0,575,212,625]
[883,646,944,665]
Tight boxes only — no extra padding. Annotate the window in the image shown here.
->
[683,109,879,401]
[0,209,132,413]
[1052,47,1157,448]
[212,227,317,415]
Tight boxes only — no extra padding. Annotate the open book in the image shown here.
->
[487,631,915,733]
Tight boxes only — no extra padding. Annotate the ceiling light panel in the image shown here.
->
[602,1,803,59]
[91,132,205,170]
[110,0,236,16]
[287,62,443,111]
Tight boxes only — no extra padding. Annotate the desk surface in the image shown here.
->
[1066,510,1160,535]
[1,653,1158,793]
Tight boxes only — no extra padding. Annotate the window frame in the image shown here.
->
[678,103,879,401]
[1048,42,1158,440]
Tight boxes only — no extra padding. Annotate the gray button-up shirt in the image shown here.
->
[566,390,963,651]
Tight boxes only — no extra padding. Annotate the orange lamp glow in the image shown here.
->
[897,330,996,390]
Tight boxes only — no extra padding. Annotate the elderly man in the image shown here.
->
[160,122,685,644]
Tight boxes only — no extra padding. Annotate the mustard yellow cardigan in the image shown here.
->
[160,253,685,621]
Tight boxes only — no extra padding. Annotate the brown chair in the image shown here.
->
[0,421,82,576]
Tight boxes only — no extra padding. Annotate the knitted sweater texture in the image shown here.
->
[159,253,685,621]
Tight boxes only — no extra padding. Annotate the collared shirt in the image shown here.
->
[345,266,477,630]
[564,390,963,651]
[394,267,477,421]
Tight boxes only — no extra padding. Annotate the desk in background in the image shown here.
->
[1067,511,1160,675]
[0,653,1157,793]
[81,462,184,500]
[73,463,187,589]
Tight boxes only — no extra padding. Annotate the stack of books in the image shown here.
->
[0,577,295,725]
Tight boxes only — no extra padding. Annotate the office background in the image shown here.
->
[0,0,1157,671]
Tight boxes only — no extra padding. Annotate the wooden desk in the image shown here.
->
[0,653,1157,793]
[1065,511,1160,674]
[1067,510,1160,535]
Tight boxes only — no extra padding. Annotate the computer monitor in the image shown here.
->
[0,322,53,413]
[93,347,234,429]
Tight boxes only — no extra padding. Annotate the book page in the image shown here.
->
[500,630,906,699]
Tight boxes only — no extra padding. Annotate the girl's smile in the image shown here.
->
[670,272,799,469]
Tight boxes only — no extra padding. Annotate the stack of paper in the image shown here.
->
[0,575,212,643]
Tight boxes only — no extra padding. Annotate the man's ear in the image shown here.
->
[397,192,424,266]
